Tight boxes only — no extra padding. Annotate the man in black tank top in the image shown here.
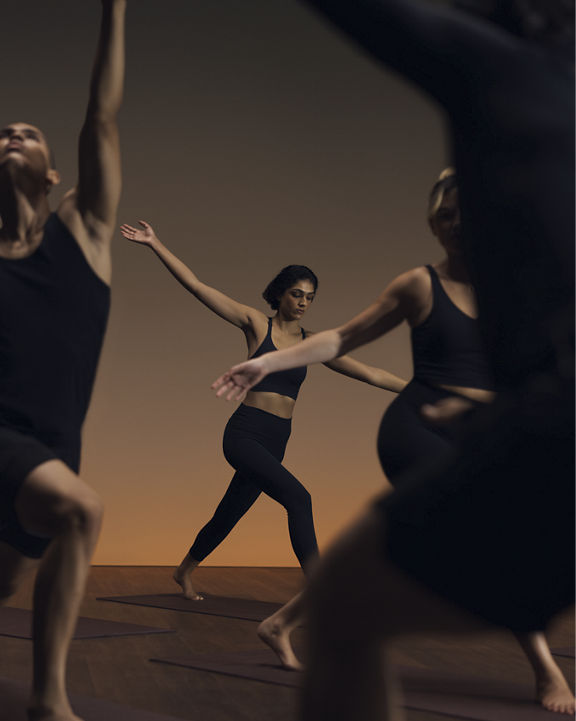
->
[0,2,126,719]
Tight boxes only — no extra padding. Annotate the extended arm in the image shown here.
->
[121,221,263,329]
[213,270,420,400]
[323,355,407,393]
[74,0,126,240]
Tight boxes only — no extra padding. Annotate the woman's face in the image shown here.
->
[430,187,462,257]
[278,280,316,321]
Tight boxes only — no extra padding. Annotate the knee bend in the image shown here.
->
[59,489,104,534]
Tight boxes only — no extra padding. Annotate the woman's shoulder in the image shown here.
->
[389,265,432,298]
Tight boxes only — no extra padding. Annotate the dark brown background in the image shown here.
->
[3,0,447,564]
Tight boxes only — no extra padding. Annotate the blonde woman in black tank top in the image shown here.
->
[121,220,406,602]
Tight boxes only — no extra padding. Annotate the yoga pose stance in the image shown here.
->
[0,2,126,720]
[213,2,574,717]
[120,220,406,600]
[238,169,574,709]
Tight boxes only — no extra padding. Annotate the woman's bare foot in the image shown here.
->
[515,631,575,715]
[537,672,576,714]
[257,616,302,671]
[173,555,203,600]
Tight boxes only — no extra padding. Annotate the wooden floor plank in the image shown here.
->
[0,566,572,721]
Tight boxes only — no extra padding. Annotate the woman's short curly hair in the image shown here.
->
[262,265,318,310]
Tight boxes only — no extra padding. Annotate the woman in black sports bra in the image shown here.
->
[214,168,496,667]
[121,219,406,600]
[213,169,573,710]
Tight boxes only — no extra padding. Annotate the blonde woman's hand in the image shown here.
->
[212,358,268,402]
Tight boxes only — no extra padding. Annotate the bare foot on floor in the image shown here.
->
[537,674,576,714]
[173,566,203,600]
[257,617,302,671]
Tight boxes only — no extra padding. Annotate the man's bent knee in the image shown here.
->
[60,488,104,535]
[16,462,103,539]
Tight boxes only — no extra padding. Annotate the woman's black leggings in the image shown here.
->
[189,404,318,572]
[378,378,468,484]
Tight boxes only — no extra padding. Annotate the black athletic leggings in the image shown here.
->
[378,378,470,483]
[189,404,318,572]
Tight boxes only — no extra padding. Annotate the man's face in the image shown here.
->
[0,122,59,192]
[0,123,52,175]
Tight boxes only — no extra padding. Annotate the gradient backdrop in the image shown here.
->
[3,0,447,565]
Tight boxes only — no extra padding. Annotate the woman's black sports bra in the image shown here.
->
[411,265,494,391]
[249,318,307,400]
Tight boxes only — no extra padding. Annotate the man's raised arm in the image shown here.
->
[74,0,127,242]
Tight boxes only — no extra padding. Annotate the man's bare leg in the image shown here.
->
[258,591,305,670]
[515,631,575,714]
[14,460,103,721]
[173,553,203,600]
[301,507,489,721]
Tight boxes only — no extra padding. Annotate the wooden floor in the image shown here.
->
[0,566,573,721]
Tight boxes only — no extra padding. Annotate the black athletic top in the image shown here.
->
[302,0,574,631]
[302,0,574,390]
[412,265,493,390]
[0,213,111,458]
[250,318,307,400]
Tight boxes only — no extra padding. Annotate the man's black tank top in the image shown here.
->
[250,318,307,400]
[0,213,110,459]
[411,265,493,390]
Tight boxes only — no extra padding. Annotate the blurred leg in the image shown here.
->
[302,507,489,721]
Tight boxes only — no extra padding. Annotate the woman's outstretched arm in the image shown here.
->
[299,330,406,392]
[121,220,264,330]
[322,355,407,393]
[213,270,421,400]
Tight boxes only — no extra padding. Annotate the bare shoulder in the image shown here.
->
[385,266,431,301]
[384,266,432,327]
[56,190,112,285]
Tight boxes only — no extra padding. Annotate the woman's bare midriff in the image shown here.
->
[243,391,296,419]
[439,384,496,404]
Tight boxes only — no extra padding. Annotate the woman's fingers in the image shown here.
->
[211,373,231,392]
[212,372,249,401]
[120,223,141,241]
[213,376,238,397]
[227,385,246,402]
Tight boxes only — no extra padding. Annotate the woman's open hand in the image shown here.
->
[120,220,159,247]
[212,358,268,402]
